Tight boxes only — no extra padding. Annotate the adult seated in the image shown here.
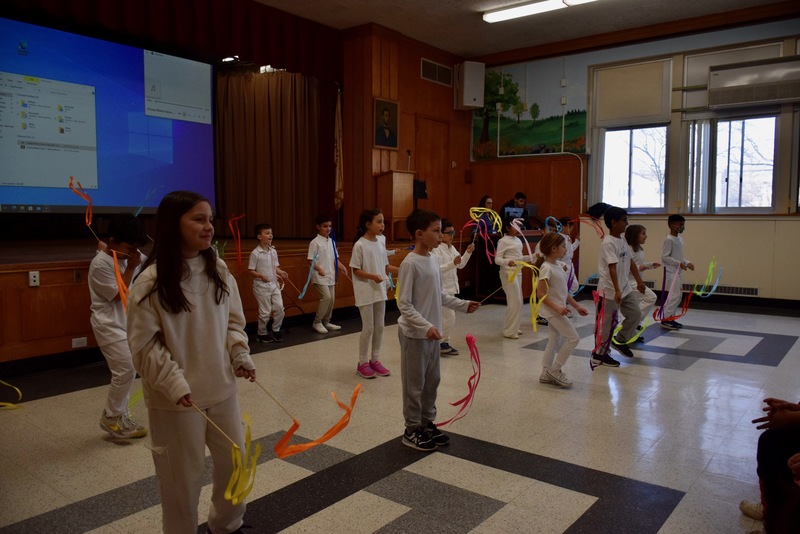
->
[501,192,533,230]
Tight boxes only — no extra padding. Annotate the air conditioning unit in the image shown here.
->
[708,56,800,108]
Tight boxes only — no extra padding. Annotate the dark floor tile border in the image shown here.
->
[0,429,684,534]
[527,323,798,370]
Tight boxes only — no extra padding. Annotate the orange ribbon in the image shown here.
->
[273,384,362,459]
[111,250,129,311]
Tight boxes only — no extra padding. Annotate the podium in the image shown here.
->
[375,170,414,242]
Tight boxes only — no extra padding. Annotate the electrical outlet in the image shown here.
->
[28,271,40,287]
[71,337,88,348]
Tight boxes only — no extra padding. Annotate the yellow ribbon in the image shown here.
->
[0,379,23,410]
[191,403,261,506]
[506,261,547,331]
[468,207,502,234]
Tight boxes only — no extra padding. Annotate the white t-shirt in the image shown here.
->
[249,245,280,287]
[88,251,144,346]
[349,235,389,306]
[597,235,632,299]
[431,243,472,295]
[661,234,688,273]
[627,246,654,285]
[538,260,569,319]
[308,234,339,286]
[495,235,531,270]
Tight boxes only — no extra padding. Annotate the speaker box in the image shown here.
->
[454,61,485,110]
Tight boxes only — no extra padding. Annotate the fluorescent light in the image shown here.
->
[483,0,598,23]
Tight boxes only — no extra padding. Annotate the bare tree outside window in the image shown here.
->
[715,117,775,208]
[602,126,667,209]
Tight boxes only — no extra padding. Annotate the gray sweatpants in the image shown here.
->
[398,331,440,430]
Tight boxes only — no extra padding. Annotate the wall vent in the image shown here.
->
[421,58,452,87]
[681,284,759,297]
[584,280,758,297]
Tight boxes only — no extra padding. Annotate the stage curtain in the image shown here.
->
[216,70,319,238]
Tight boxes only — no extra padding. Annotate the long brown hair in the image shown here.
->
[139,191,228,313]
[625,224,645,253]
[534,232,566,269]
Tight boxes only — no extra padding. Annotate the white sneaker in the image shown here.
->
[323,323,342,331]
[546,369,573,388]
[539,370,555,384]
[312,322,328,334]
[503,333,519,339]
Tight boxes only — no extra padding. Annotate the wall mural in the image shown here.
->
[472,59,587,160]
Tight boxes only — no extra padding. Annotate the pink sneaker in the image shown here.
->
[356,362,376,378]
[369,360,390,376]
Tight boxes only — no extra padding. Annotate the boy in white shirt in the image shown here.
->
[660,214,694,330]
[591,207,646,368]
[308,215,348,334]
[431,219,474,355]
[89,213,148,439]
[248,223,288,342]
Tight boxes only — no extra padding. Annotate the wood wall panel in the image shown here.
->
[344,24,584,244]
[0,244,409,362]
[20,284,91,341]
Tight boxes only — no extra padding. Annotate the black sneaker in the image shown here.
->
[611,336,634,357]
[591,353,620,367]
[660,320,679,330]
[426,421,449,446]
[257,333,274,343]
[536,316,549,326]
[402,426,437,451]
[672,321,683,329]
[272,330,283,342]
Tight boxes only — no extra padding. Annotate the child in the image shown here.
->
[89,213,148,439]
[248,223,288,342]
[558,216,580,290]
[591,207,646,367]
[535,232,589,388]
[308,215,348,334]
[660,214,694,330]
[495,216,534,339]
[349,209,398,378]
[625,224,660,338]
[127,191,256,534]
[397,209,480,451]
[431,218,475,355]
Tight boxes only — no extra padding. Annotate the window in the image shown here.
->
[601,126,667,209]
[688,115,776,212]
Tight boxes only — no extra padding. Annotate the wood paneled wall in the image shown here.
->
[342,24,585,240]
[0,244,409,363]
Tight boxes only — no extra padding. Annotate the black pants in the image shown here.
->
[756,426,800,533]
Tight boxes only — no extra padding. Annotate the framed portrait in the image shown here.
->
[374,98,398,149]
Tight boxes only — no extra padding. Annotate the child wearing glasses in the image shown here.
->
[431,219,474,355]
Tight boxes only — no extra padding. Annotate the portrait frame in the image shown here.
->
[374,98,399,150]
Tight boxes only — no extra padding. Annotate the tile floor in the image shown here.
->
[1,301,798,533]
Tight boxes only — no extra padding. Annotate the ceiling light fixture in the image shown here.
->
[483,0,598,24]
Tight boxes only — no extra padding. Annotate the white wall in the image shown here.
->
[576,216,800,301]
